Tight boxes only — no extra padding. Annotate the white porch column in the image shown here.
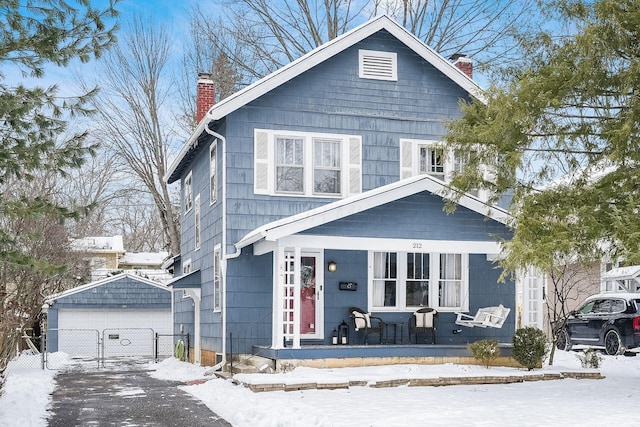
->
[292,247,301,349]
[272,246,285,349]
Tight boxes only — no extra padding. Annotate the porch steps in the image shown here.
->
[226,355,276,374]
[232,370,604,393]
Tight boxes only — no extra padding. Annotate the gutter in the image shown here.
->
[202,122,242,372]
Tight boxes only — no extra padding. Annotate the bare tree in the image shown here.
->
[0,175,90,373]
[545,262,599,365]
[183,0,540,89]
[87,16,182,255]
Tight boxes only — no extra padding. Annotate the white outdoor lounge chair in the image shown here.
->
[455,304,511,328]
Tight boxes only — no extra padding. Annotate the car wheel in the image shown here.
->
[556,328,572,351]
[604,329,625,355]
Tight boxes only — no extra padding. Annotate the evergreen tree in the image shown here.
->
[0,0,119,374]
[446,0,640,273]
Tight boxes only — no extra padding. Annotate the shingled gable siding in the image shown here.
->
[52,277,170,309]
[221,30,472,250]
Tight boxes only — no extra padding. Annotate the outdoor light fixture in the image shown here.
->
[328,261,337,272]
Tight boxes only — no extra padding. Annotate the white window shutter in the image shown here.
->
[348,137,362,196]
[254,130,270,194]
[400,139,413,179]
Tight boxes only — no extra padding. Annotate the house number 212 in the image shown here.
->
[412,242,423,249]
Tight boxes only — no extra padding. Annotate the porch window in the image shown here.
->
[276,136,304,193]
[184,172,193,213]
[213,246,221,312]
[372,252,397,307]
[439,254,462,308]
[369,251,468,312]
[406,252,429,307]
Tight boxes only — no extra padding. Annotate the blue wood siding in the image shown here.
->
[51,277,170,309]
[221,30,473,251]
[300,191,511,241]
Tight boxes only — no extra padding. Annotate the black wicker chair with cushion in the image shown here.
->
[349,307,385,345]
[408,307,437,344]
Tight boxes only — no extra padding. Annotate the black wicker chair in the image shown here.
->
[408,307,437,344]
[349,307,384,345]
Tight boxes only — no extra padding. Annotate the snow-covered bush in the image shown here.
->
[577,348,602,368]
[469,339,500,368]
[512,327,548,370]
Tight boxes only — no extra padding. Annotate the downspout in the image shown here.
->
[203,123,242,371]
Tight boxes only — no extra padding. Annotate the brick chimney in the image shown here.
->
[196,72,215,123]
[450,54,473,79]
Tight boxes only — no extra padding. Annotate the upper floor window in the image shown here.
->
[210,143,217,204]
[184,172,193,213]
[368,250,468,312]
[254,129,361,198]
[419,145,444,180]
[194,194,201,250]
[182,258,192,275]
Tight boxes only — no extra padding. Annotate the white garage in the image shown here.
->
[45,274,173,358]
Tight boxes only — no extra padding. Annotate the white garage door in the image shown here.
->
[57,309,172,357]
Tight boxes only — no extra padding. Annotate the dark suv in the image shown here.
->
[556,293,640,355]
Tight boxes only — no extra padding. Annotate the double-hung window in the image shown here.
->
[254,129,361,198]
[184,172,193,213]
[194,194,201,250]
[419,145,444,180]
[275,136,304,193]
[369,251,468,312]
[210,143,217,204]
[313,138,341,195]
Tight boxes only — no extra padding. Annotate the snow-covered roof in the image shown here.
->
[166,15,485,183]
[120,251,168,266]
[602,265,640,281]
[70,235,125,253]
[236,174,510,249]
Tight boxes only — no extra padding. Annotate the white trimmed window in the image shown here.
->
[400,139,449,181]
[359,49,397,81]
[210,142,217,204]
[184,172,193,213]
[254,129,361,197]
[182,258,192,275]
[368,251,468,312]
[194,194,201,250]
[214,246,221,312]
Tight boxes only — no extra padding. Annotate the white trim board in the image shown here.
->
[254,234,502,256]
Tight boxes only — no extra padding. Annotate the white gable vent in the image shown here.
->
[359,49,397,81]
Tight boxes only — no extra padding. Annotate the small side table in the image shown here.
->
[384,322,404,344]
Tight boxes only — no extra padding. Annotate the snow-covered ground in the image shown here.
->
[1,349,639,426]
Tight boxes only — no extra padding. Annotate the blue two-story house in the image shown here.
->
[165,15,515,368]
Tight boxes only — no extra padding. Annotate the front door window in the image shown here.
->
[300,256,317,334]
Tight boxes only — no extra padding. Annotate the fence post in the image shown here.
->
[186,333,190,363]
[154,332,159,362]
[40,334,45,370]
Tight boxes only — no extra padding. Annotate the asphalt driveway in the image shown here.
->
[47,363,230,427]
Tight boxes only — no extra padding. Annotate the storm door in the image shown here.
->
[300,252,324,339]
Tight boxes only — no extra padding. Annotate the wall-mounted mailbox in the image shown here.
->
[339,282,357,291]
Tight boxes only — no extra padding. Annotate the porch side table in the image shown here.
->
[383,322,404,344]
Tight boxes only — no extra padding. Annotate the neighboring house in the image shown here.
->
[71,235,171,283]
[165,15,515,367]
[44,273,172,358]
